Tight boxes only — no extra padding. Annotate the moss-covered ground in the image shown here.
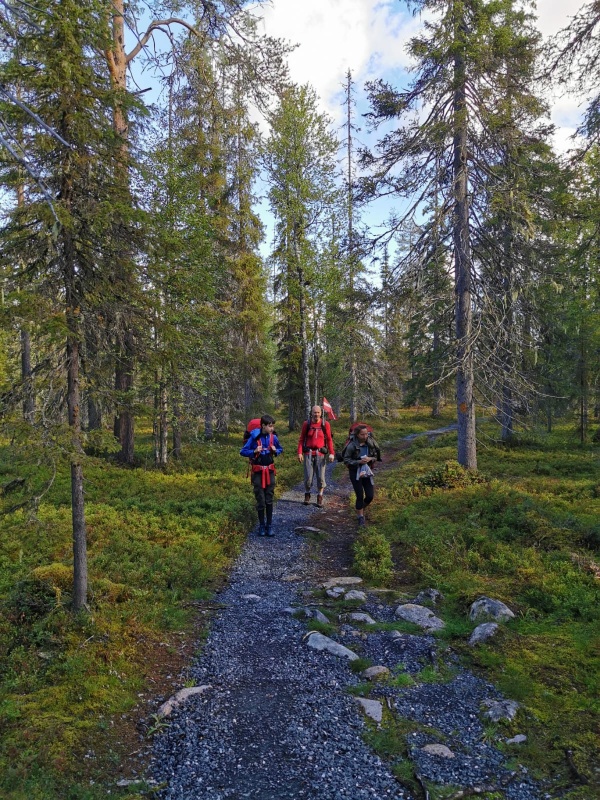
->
[0,409,598,798]
[362,412,599,798]
[0,420,303,799]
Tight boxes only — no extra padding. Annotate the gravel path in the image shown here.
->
[150,462,545,800]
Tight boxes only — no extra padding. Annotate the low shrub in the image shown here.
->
[353,530,394,584]
[417,460,488,490]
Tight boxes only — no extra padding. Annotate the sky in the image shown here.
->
[255,0,587,139]
[252,0,589,255]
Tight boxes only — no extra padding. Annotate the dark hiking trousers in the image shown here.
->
[349,467,374,511]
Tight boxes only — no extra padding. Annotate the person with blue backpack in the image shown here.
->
[240,415,283,537]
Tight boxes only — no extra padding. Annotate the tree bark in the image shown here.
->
[106,0,135,464]
[65,238,87,612]
[501,226,514,442]
[160,381,168,464]
[580,335,588,444]
[204,394,214,440]
[20,328,35,422]
[114,328,135,463]
[293,228,311,421]
[172,379,182,459]
[17,182,35,423]
[346,71,358,424]
[84,325,102,430]
[453,6,477,470]
[432,327,443,418]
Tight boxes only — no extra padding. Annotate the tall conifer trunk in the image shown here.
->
[16,182,35,422]
[500,224,515,441]
[63,209,87,611]
[106,0,135,464]
[453,3,477,470]
[345,70,358,423]
[294,228,311,421]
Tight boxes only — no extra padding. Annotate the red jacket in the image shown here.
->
[297,419,335,456]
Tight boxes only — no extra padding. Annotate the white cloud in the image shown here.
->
[535,0,586,38]
[258,0,418,122]
[258,0,590,140]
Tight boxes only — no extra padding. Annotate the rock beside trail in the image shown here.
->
[157,686,212,718]
[484,699,520,722]
[506,734,527,745]
[344,589,367,602]
[413,588,444,605]
[469,596,515,623]
[468,622,499,646]
[321,576,363,589]
[395,603,445,631]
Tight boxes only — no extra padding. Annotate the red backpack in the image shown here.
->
[301,417,333,454]
[243,418,262,444]
[243,419,276,454]
[243,419,276,484]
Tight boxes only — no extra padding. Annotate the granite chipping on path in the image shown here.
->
[150,466,544,800]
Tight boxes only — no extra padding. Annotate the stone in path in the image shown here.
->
[157,686,212,718]
[355,697,383,723]
[322,576,363,589]
[305,631,359,661]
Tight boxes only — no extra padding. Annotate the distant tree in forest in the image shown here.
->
[143,34,274,458]
[264,84,341,428]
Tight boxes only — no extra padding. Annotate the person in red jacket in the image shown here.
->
[297,405,335,507]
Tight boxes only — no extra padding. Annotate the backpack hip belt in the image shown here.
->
[251,463,276,488]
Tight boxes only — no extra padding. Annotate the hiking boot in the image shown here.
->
[316,494,323,508]
[265,525,274,537]
[304,493,311,505]
[258,523,266,536]
[357,516,366,526]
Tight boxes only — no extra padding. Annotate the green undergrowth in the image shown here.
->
[0,420,302,799]
[369,417,600,795]
[2,409,597,797]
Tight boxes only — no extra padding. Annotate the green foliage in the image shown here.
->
[353,530,394,584]
[348,657,373,674]
[374,418,600,791]
[304,620,336,638]
[412,460,488,493]
[389,672,415,688]
[0,422,301,798]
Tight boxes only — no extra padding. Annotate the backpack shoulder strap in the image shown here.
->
[303,419,311,449]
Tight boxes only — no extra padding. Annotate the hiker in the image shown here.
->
[343,423,381,526]
[297,405,335,507]
[240,414,283,537]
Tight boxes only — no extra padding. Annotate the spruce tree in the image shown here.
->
[361,0,553,467]
[0,0,130,609]
[264,84,341,426]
